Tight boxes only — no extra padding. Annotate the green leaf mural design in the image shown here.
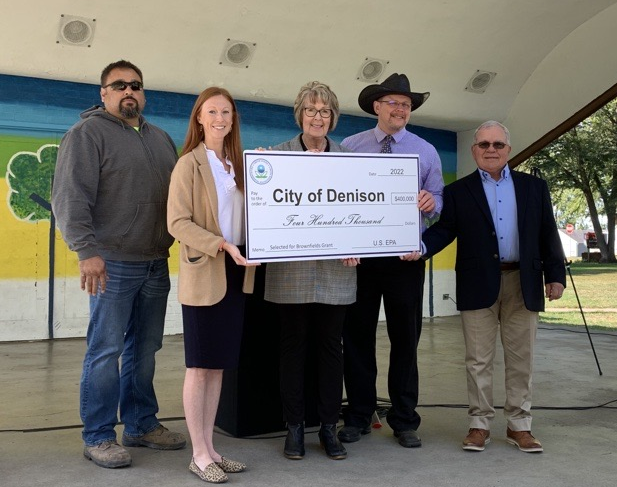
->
[6,144,58,222]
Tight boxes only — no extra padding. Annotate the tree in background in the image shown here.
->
[520,99,616,263]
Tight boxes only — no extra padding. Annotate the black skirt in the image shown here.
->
[182,249,247,369]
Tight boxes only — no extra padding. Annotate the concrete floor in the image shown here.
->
[1,316,616,487]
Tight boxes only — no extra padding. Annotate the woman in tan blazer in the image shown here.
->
[167,87,258,484]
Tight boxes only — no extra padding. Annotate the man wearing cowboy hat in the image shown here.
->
[338,73,444,448]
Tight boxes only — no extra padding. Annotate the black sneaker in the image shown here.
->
[337,425,372,443]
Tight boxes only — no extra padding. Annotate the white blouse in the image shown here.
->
[203,143,245,246]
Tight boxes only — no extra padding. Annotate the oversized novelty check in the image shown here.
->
[243,150,421,263]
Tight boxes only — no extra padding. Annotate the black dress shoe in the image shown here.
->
[319,424,347,460]
[337,424,372,443]
[284,423,305,459]
[394,429,422,448]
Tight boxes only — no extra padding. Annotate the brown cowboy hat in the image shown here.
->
[358,73,430,115]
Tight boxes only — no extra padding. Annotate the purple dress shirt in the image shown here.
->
[342,126,444,232]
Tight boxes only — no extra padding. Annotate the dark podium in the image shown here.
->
[215,264,319,437]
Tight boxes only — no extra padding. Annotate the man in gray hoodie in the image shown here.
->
[52,60,184,469]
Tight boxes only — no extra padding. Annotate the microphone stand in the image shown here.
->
[564,259,602,375]
[531,167,602,375]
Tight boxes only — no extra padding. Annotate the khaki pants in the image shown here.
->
[460,270,538,431]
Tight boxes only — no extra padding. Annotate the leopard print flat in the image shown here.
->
[216,456,246,473]
[189,458,228,483]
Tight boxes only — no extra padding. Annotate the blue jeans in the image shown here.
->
[80,259,170,446]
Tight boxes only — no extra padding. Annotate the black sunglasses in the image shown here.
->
[474,141,508,150]
[102,80,144,92]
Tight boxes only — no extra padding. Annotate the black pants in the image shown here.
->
[342,257,425,432]
[278,303,346,425]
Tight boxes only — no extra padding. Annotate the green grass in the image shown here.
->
[541,261,617,330]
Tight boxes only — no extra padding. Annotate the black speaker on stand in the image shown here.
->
[215,264,285,437]
[215,264,320,437]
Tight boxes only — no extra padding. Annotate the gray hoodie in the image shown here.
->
[51,106,178,261]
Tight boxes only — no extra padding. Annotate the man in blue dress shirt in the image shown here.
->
[411,120,566,453]
[338,73,444,448]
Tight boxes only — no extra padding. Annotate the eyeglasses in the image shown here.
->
[102,80,144,92]
[304,107,332,118]
[474,141,509,150]
[377,100,412,111]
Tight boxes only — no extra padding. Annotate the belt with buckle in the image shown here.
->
[500,262,520,271]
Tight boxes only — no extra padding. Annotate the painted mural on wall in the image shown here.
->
[0,134,184,341]
[7,144,57,221]
[1,138,181,280]
[1,138,61,280]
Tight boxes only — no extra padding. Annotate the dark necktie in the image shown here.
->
[381,135,393,153]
